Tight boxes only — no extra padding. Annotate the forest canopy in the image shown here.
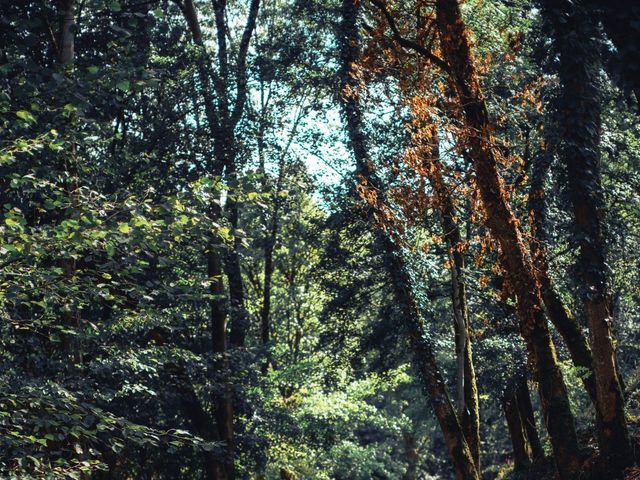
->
[1,0,640,479]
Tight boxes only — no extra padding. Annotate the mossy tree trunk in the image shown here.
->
[338,2,479,478]
[422,139,480,470]
[528,151,598,404]
[434,1,580,477]
[503,384,532,472]
[515,377,543,460]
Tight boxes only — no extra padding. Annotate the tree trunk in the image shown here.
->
[503,385,531,472]
[542,1,631,475]
[169,363,224,479]
[422,142,480,470]
[208,197,235,480]
[589,0,640,105]
[515,377,543,460]
[57,0,75,65]
[224,163,250,348]
[260,201,278,372]
[178,1,260,474]
[178,3,236,477]
[528,151,598,404]
[402,431,419,480]
[256,117,285,371]
[56,0,83,364]
[434,1,580,477]
[384,238,480,480]
[338,2,479,479]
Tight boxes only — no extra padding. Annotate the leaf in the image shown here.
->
[202,442,217,452]
[5,218,21,230]
[116,80,130,92]
[16,110,36,124]
[118,223,131,234]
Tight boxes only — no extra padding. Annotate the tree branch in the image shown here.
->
[231,0,261,128]
[369,0,450,73]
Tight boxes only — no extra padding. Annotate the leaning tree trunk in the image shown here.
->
[528,151,598,404]
[338,2,479,479]
[421,141,480,470]
[541,0,631,475]
[434,1,580,477]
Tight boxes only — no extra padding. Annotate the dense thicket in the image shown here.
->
[1,0,639,479]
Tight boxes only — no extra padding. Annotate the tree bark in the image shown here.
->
[503,385,531,472]
[176,0,258,350]
[402,431,419,480]
[541,1,631,475]
[259,184,280,371]
[434,1,580,477]
[383,236,480,480]
[55,0,83,364]
[224,164,250,348]
[57,0,75,65]
[208,208,235,480]
[422,142,480,470]
[528,151,598,404]
[515,377,543,460]
[176,1,260,476]
[179,3,234,477]
[589,0,640,106]
[338,2,479,479]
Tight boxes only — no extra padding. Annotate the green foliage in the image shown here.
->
[1,0,640,478]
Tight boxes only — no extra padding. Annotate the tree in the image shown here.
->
[337,2,479,478]
[542,0,632,475]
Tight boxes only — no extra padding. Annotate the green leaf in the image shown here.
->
[116,80,130,92]
[63,103,77,117]
[16,110,36,124]
[5,218,21,230]
[118,223,132,234]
